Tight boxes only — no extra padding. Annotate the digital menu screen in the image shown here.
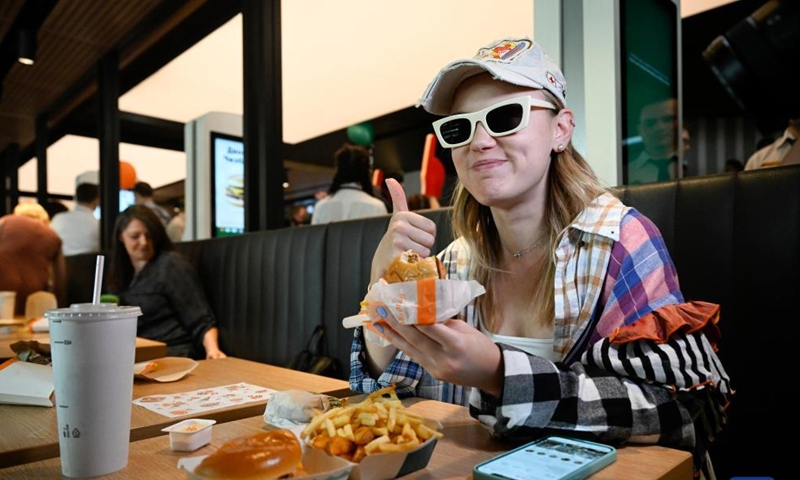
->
[210,132,244,237]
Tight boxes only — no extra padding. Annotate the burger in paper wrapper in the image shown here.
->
[342,250,485,343]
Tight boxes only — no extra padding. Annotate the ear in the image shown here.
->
[552,108,575,152]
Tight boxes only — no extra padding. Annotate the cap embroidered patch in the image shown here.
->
[546,72,566,98]
[474,39,531,63]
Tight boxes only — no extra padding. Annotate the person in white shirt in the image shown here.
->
[744,117,800,170]
[311,144,388,224]
[50,183,101,256]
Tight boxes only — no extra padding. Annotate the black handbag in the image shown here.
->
[288,324,342,379]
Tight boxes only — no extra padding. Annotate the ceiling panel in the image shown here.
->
[0,0,199,155]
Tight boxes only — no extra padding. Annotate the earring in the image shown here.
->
[570,119,576,126]
[556,143,565,152]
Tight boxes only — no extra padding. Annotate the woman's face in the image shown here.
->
[120,218,155,264]
[449,74,562,209]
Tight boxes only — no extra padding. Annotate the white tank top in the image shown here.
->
[480,322,556,361]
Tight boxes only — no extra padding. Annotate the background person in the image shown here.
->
[50,182,101,255]
[744,117,800,170]
[109,205,226,359]
[349,38,730,478]
[407,193,440,211]
[43,200,69,221]
[165,199,186,243]
[133,181,173,226]
[0,203,65,315]
[627,97,681,184]
[288,204,309,226]
[310,144,388,224]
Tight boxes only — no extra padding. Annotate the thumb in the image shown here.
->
[386,178,409,213]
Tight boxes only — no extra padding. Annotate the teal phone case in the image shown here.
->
[473,436,617,480]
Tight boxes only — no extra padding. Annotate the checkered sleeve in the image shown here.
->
[348,326,423,398]
[471,334,721,445]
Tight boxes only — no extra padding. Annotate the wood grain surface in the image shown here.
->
[0,397,692,479]
[0,357,348,468]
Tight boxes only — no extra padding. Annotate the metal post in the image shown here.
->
[35,115,49,205]
[242,0,284,231]
[98,51,121,250]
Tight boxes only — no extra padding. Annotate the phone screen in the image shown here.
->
[476,437,614,480]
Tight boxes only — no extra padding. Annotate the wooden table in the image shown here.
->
[0,329,167,364]
[0,397,693,479]
[0,357,349,469]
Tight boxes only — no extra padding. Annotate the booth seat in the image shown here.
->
[62,165,799,479]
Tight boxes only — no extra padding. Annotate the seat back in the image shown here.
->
[176,225,327,367]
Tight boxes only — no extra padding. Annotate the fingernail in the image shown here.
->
[373,322,385,333]
[376,306,388,318]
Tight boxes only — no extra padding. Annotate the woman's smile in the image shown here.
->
[470,158,507,172]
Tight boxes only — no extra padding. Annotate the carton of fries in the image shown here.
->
[300,386,442,480]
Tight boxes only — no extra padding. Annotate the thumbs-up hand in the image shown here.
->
[370,179,437,283]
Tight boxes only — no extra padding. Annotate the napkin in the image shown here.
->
[0,359,54,407]
[263,390,343,427]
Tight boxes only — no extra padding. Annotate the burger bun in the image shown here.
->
[194,429,304,479]
[384,250,445,283]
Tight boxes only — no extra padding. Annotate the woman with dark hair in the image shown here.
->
[110,205,226,359]
[310,144,388,224]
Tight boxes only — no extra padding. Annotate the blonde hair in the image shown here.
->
[450,90,605,330]
[14,202,50,224]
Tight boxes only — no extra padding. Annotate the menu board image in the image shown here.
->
[210,132,245,237]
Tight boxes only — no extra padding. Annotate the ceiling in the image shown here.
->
[0,0,771,199]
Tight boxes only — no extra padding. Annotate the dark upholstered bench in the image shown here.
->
[176,224,328,368]
[63,165,799,479]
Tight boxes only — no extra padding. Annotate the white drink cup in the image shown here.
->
[45,303,142,478]
[0,291,16,319]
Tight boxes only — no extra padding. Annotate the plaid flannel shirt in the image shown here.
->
[350,193,731,473]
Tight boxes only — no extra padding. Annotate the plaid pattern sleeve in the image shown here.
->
[349,325,423,398]
[593,209,684,341]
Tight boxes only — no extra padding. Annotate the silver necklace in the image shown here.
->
[509,234,548,259]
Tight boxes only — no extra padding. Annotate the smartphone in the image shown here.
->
[473,436,617,480]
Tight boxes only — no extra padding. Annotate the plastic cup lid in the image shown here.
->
[45,302,142,321]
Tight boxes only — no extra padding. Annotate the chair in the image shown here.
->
[25,291,57,319]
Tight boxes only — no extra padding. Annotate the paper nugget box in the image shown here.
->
[349,435,438,480]
[180,435,437,480]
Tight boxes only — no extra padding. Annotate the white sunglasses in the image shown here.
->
[432,96,557,148]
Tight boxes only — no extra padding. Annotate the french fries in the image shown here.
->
[300,385,443,462]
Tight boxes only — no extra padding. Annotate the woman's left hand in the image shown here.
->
[202,327,227,360]
[375,314,504,396]
[206,349,227,360]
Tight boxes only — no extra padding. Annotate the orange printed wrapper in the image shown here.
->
[342,278,485,344]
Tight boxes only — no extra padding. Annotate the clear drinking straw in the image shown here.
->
[92,255,105,305]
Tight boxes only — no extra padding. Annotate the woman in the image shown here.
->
[110,205,226,359]
[350,38,730,478]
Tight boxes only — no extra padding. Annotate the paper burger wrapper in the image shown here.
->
[342,278,485,345]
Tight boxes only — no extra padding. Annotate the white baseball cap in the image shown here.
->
[418,38,567,115]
